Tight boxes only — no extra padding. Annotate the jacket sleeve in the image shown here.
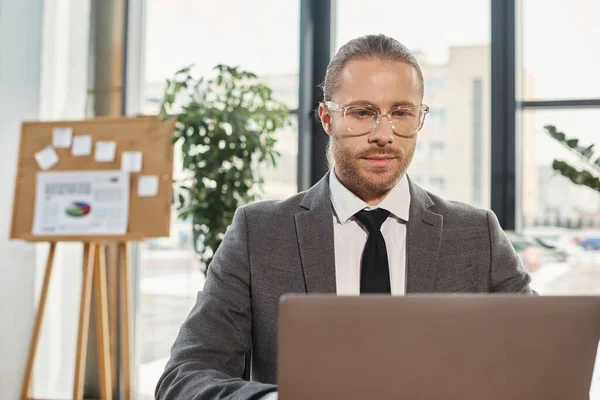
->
[487,210,537,294]
[155,206,277,399]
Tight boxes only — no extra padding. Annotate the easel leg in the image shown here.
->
[73,243,95,400]
[119,242,133,400]
[94,244,113,400]
[20,243,57,400]
[107,243,119,394]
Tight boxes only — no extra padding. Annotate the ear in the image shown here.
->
[318,103,333,136]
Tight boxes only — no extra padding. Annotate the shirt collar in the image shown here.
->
[329,168,411,224]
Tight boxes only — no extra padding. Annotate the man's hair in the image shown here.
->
[321,34,424,101]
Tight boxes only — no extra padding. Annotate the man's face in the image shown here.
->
[319,58,422,197]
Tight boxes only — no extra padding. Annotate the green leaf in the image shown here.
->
[581,144,595,159]
[566,139,579,148]
[175,65,193,75]
[545,125,565,141]
[552,158,600,192]
[158,104,168,120]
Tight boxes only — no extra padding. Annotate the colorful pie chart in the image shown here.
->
[66,201,92,217]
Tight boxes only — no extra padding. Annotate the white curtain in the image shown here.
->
[32,0,92,397]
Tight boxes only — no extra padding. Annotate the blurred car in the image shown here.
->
[521,226,584,262]
[522,226,570,247]
[505,231,567,273]
[579,237,600,251]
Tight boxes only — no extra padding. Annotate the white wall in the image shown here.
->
[0,0,43,399]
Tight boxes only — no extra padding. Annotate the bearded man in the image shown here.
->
[156,34,534,400]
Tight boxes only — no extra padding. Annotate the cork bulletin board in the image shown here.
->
[10,116,175,242]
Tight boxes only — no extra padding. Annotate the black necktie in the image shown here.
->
[355,209,391,293]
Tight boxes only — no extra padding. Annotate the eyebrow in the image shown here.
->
[345,100,419,108]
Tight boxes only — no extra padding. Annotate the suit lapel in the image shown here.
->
[295,174,337,294]
[406,179,443,293]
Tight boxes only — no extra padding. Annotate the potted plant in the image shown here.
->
[159,65,290,273]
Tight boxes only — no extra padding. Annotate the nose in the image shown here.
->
[369,114,394,145]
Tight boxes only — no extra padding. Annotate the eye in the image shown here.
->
[392,108,414,118]
[347,107,377,119]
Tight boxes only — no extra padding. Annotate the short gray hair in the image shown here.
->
[322,34,424,101]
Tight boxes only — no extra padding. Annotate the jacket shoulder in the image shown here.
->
[426,190,490,227]
[241,190,307,219]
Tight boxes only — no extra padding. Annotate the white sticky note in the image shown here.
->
[52,127,73,148]
[72,135,92,156]
[95,141,116,162]
[138,175,159,197]
[34,146,60,170]
[121,151,143,173]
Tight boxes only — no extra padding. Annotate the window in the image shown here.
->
[258,118,299,200]
[518,109,600,294]
[410,175,424,186]
[428,107,448,126]
[429,176,446,193]
[472,79,484,206]
[520,0,600,100]
[517,0,600,302]
[142,1,299,112]
[429,142,446,161]
[336,0,491,207]
[138,1,300,397]
[424,79,447,93]
[414,141,428,161]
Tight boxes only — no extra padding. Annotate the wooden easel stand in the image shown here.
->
[20,242,133,400]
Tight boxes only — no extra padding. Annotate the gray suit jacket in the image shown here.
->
[155,174,534,400]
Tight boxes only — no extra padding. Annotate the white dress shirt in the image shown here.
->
[329,169,411,295]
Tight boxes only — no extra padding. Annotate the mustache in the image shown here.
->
[355,148,403,158]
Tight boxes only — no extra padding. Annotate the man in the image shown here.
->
[156,34,534,400]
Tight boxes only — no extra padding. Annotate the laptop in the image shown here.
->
[277,295,600,400]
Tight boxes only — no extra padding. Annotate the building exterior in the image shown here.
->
[410,45,491,209]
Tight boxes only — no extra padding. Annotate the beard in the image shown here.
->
[330,137,415,195]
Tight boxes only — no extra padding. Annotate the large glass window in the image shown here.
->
[518,0,600,297]
[336,0,491,208]
[519,109,600,294]
[138,1,300,397]
[520,0,600,101]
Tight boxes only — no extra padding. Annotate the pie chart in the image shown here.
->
[66,201,92,217]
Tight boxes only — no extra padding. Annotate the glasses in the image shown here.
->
[324,101,429,136]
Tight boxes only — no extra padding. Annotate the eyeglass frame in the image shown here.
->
[323,100,430,137]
